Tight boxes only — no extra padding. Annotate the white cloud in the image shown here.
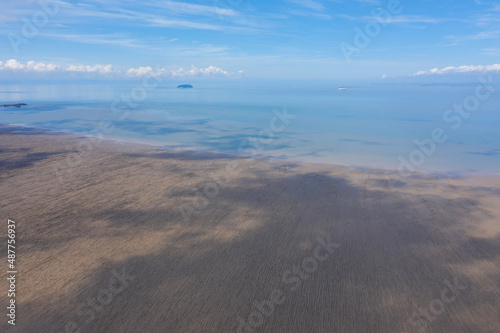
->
[413,64,500,76]
[127,65,232,78]
[2,59,26,70]
[0,59,61,72]
[0,59,115,75]
[66,64,115,74]
[0,59,239,78]
[126,66,155,77]
[26,61,61,72]
[179,65,228,77]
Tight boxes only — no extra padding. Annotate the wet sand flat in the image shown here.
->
[1,125,500,332]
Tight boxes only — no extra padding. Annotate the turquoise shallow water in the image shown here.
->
[1,80,499,174]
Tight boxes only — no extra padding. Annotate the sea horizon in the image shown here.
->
[2,79,499,175]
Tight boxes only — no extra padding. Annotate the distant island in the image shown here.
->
[2,103,28,108]
[177,84,193,89]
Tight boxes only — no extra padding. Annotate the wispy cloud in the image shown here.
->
[171,44,233,56]
[355,0,382,5]
[337,14,454,24]
[447,30,500,42]
[481,48,500,56]
[288,9,331,20]
[383,15,452,24]
[473,13,500,26]
[56,1,258,33]
[148,0,238,17]
[288,0,325,12]
[286,0,332,20]
[146,17,223,31]
[413,64,500,76]
[42,33,145,48]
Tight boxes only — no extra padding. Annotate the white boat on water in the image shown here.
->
[338,87,347,91]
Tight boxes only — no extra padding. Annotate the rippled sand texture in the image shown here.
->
[1,125,499,333]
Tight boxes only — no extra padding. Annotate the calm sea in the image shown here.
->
[1,80,499,174]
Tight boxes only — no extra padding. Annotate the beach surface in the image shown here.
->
[1,125,499,332]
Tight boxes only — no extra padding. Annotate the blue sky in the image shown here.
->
[0,0,499,80]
